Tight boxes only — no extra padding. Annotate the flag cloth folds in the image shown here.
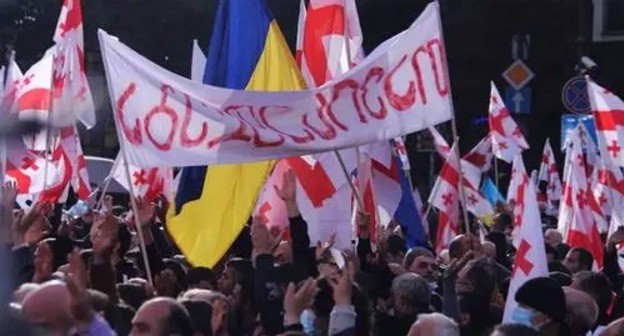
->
[489,82,529,163]
[502,155,548,322]
[167,0,306,268]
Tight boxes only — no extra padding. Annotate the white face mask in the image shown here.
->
[428,281,438,291]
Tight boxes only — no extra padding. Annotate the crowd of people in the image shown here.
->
[3,170,624,336]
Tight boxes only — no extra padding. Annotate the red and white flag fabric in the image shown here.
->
[0,51,23,114]
[5,145,60,199]
[253,160,290,236]
[462,135,493,188]
[489,82,529,163]
[290,0,403,248]
[428,126,452,160]
[502,155,548,322]
[558,132,605,268]
[57,127,91,201]
[538,138,562,210]
[110,153,173,203]
[52,0,96,128]
[429,142,460,253]
[296,0,364,88]
[463,181,494,220]
[588,79,624,168]
[14,53,54,151]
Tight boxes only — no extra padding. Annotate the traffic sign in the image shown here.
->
[502,59,534,90]
[562,76,591,114]
[504,87,532,114]
[560,114,597,152]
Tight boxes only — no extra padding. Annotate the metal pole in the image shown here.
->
[435,0,471,234]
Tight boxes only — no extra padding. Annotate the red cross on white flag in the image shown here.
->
[429,142,461,253]
[537,138,562,211]
[588,78,624,168]
[502,154,548,322]
[489,82,529,163]
[14,53,54,151]
[110,154,173,203]
[51,0,96,129]
[461,134,494,188]
[558,131,605,268]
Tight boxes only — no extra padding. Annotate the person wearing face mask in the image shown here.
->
[511,277,570,335]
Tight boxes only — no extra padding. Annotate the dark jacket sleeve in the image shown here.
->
[289,216,317,281]
[11,245,34,289]
[357,238,374,273]
[151,225,173,259]
[90,262,118,304]
[145,242,165,277]
[442,275,460,322]
[603,246,623,290]
[254,254,284,336]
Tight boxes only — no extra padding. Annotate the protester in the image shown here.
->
[407,312,459,336]
[563,287,599,336]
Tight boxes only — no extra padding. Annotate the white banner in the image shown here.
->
[99,3,452,167]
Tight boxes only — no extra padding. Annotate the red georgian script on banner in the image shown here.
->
[99,2,453,168]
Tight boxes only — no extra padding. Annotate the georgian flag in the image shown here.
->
[110,153,173,203]
[588,79,624,168]
[502,155,548,322]
[538,138,562,209]
[489,82,529,163]
[429,142,461,253]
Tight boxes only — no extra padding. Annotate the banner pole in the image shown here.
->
[99,33,153,286]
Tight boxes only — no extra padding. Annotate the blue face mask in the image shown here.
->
[510,306,537,329]
[301,309,318,336]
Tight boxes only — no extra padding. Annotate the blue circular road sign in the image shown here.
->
[562,76,591,114]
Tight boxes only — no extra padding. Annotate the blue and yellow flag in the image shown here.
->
[168,0,305,268]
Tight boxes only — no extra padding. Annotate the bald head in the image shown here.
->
[131,297,193,336]
[408,313,459,336]
[601,317,624,336]
[544,229,563,247]
[482,241,497,261]
[21,280,72,334]
[564,287,598,335]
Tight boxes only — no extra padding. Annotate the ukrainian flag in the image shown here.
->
[168,0,306,268]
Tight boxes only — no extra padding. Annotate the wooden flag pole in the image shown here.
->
[99,34,154,286]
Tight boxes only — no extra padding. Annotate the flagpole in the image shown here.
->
[95,176,113,211]
[99,33,154,286]
[333,8,365,211]
[436,1,471,234]
[335,151,365,210]
[494,158,500,190]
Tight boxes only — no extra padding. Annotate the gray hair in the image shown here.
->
[391,273,430,310]
[415,313,459,336]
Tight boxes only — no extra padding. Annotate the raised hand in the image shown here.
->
[274,169,296,202]
[251,217,276,258]
[328,262,354,305]
[33,240,53,283]
[66,248,93,326]
[1,181,18,207]
[274,169,300,217]
[315,232,337,262]
[90,213,118,262]
[283,278,317,325]
[134,196,156,227]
